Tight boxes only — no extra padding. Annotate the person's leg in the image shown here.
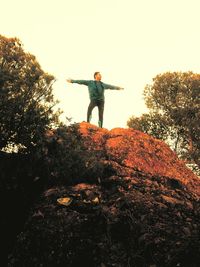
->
[97,100,104,128]
[87,100,97,123]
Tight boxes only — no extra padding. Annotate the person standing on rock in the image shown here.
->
[66,72,124,128]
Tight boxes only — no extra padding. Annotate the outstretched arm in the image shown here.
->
[66,79,90,86]
[102,82,124,90]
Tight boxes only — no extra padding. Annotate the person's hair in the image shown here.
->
[94,72,100,79]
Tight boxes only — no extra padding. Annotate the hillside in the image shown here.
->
[8,122,200,267]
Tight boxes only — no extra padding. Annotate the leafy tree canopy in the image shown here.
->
[127,71,200,171]
[0,35,61,152]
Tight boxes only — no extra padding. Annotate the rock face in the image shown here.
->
[8,123,200,267]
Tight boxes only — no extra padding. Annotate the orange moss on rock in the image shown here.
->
[79,122,200,197]
[8,122,200,267]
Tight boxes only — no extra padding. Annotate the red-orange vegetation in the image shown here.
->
[79,122,200,197]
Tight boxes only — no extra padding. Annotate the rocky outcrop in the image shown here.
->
[8,123,200,267]
[78,123,199,197]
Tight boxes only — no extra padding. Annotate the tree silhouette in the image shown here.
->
[128,71,200,172]
[0,35,60,152]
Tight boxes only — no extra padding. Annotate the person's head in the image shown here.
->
[94,72,102,81]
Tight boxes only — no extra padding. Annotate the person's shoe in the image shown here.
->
[88,115,92,123]
[98,120,103,128]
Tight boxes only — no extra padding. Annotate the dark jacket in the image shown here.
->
[71,79,121,101]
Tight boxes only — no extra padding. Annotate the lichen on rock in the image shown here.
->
[8,122,200,267]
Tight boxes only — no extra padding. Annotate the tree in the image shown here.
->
[127,72,200,171]
[127,113,171,141]
[0,35,60,152]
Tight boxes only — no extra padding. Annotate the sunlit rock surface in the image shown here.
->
[8,122,200,267]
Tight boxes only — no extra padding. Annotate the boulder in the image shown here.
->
[8,122,200,267]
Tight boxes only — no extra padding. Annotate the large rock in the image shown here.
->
[8,123,200,267]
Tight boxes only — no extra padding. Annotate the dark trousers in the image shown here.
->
[87,99,104,127]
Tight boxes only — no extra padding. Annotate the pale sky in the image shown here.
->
[1,0,200,129]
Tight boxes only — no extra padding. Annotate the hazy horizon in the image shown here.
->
[1,0,200,129]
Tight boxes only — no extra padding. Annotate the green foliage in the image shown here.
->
[128,71,200,171]
[42,124,84,185]
[0,35,60,152]
[41,123,107,186]
[127,113,170,141]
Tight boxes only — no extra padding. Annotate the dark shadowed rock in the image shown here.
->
[8,122,200,267]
